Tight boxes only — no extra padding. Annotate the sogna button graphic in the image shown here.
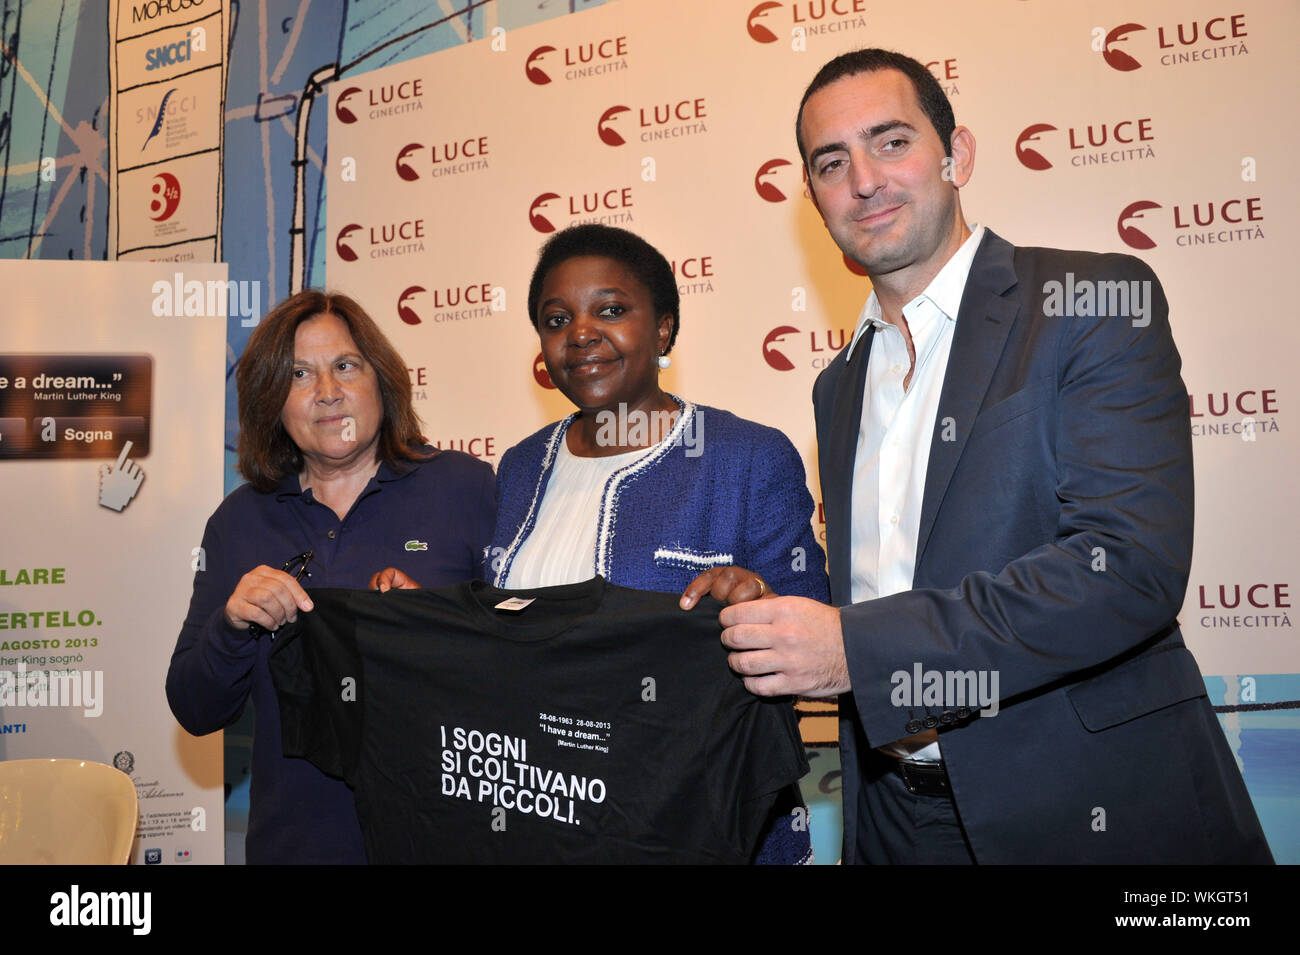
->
[524,36,628,85]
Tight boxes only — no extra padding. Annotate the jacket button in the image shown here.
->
[922,716,939,729]
[905,719,923,734]
[955,706,971,719]
[327,530,336,539]
[939,711,955,724]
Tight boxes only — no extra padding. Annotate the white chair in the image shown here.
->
[0,758,138,864]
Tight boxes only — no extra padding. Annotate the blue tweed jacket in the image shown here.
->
[488,396,829,603]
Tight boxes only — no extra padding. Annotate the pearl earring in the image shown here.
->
[657,354,671,370]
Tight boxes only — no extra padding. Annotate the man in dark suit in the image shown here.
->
[718,49,1272,863]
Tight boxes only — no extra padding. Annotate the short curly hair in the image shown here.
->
[526,224,681,353]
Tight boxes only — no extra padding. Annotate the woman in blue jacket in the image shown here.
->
[493,224,829,863]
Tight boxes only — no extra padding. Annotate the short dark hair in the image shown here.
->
[526,224,681,353]
[795,49,956,164]
[235,289,428,492]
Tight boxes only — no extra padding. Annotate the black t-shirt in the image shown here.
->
[270,577,808,863]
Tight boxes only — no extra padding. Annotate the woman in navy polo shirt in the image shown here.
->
[166,289,494,864]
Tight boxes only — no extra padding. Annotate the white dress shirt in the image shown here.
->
[847,225,985,760]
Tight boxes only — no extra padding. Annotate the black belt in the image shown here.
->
[891,758,951,797]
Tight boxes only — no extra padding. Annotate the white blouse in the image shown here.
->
[504,440,655,589]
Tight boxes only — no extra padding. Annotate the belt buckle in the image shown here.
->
[898,759,948,797]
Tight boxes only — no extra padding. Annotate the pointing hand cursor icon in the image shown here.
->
[99,440,145,512]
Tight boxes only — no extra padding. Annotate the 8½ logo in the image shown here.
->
[149,172,181,221]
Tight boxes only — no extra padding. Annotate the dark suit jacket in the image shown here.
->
[813,229,1272,863]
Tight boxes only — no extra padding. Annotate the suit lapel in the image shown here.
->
[915,230,1021,572]
[825,327,874,604]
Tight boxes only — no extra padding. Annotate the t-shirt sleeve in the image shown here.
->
[269,590,367,783]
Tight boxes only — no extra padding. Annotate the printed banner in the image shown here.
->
[108,0,230,262]
[0,260,226,864]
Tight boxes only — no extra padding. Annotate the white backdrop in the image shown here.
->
[325,0,1296,693]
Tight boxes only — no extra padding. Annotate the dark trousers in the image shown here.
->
[855,749,978,865]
